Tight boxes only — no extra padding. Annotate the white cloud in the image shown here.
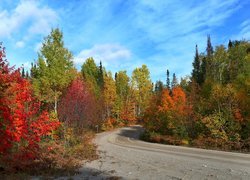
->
[15,41,25,48]
[0,0,58,38]
[74,44,131,65]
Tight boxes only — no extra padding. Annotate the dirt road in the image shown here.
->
[74,125,250,179]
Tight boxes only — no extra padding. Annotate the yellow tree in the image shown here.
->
[103,71,117,119]
[132,64,152,117]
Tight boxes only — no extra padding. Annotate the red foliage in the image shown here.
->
[0,44,60,160]
[58,77,100,128]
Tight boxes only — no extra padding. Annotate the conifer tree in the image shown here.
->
[21,67,25,78]
[25,70,29,78]
[81,57,102,97]
[166,69,170,90]
[171,73,178,89]
[200,56,207,84]
[228,40,233,49]
[98,61,104,89]
[206,35,213,58]
[155,80,164,93]
[191,45,201,84]
[206,35,214,79]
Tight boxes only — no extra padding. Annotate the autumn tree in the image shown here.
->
[158,88,174,112]
[213,45,228,83]
[199,84,242,143]
[32,28,76,113]
[114,71,136,123]
[58,77,100,129]
[115,71,130,100]
[114,71,129,119]
[144,86,189,138]
[132,65,152,117]
[103,71,117,119]
[227,40,250,83]
[0,43,60,167]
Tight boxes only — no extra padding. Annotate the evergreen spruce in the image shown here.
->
[191,45,200,84]
[171,73,178,89]
[166,69,170,90]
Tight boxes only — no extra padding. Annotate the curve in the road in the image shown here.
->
[107,125,250,166]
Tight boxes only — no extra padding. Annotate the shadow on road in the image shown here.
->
[117,125,144,140]
[77,167,122,180]
[0,166,122,180]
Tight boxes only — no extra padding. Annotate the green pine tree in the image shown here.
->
[166,69,170,89]
[192,45,201,84]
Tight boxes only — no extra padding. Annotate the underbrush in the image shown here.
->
[192,136,250,153]
[141,131,189,146]
[141,130,250,153]
[0,129,98,178]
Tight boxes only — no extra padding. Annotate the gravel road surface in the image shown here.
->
[68,125,250,180]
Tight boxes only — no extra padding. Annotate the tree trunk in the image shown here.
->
[54,94,57,114]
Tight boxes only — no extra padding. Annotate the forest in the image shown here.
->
[0,28,249,175]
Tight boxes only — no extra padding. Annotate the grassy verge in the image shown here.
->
[140,130,189,146]
[141,130,250,153]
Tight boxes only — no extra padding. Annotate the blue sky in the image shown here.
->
[0,0,250,82]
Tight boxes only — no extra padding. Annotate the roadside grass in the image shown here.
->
[0,129,98,179]
[140,130,189,146]
[141,130,250,153]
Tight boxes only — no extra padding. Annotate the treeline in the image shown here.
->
[143,36,250,151]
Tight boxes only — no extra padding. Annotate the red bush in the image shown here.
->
[0,44,60,165]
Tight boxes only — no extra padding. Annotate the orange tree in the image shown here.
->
[144,86,190,139]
